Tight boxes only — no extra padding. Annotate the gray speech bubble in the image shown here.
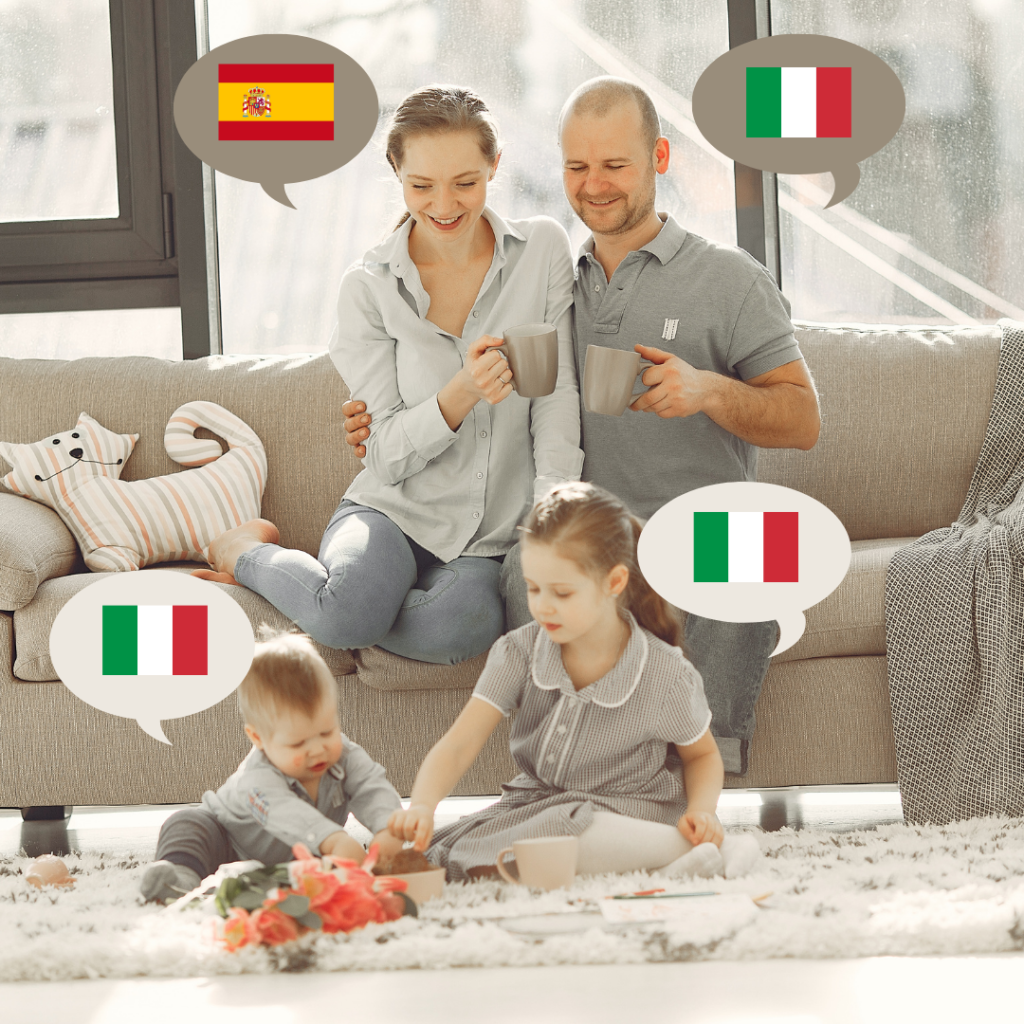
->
[173,34,378,208]
[691,34,904,208]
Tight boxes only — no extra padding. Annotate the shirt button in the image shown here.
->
[307,832,316,841]
[479,431,488,438]
[476,472,483,479]
[556,725,567,735]
[595,285,601,291]
[473,511,481,518]
[472,310,480,317]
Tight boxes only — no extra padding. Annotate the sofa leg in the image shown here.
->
[20,806,70,821]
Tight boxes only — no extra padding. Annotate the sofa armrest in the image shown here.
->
[0,492,82,611]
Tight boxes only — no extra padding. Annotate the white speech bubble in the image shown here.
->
[637,482,851,656]
[49,571,255,744]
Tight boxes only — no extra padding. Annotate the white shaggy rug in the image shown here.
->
[4,817,1024,981]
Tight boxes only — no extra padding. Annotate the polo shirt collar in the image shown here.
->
[530,611,650,707]
[257,749,346,807]
[365,206,526,281]
[576,212,687,269]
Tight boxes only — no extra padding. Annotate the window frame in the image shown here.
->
[0,0,220,356]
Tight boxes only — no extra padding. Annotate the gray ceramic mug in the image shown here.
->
[498,323,559,398]
[582,345,655,416]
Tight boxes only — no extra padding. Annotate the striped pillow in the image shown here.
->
[0,401,267,572]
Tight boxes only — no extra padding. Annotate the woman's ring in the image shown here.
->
[499,374,510,384]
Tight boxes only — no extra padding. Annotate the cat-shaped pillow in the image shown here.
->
[0,401,267,572]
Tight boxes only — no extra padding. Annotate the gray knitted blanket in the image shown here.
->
[885,319,1024,824]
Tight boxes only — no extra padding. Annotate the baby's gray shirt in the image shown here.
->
[201,734,402,865]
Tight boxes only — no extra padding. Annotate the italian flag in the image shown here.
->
[218,63,334,141]
[694,512,799,582]
[746,67,851,138]
[102,605,208,676]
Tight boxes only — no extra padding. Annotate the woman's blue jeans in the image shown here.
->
[234,500,505,665]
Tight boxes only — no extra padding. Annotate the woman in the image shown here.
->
[194,85,583,665]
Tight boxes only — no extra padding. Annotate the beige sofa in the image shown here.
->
[0,322,1001,808]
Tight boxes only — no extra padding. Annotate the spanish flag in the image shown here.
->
[218,63,334,141]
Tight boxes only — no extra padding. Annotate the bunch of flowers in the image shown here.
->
[210,842,413,951]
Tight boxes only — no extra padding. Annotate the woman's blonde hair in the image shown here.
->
[384,84,501,231]
[519,482,682,647]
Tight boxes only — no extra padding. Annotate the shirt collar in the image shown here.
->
[576,212,687,270]
[253,749,346,805]
[364,206,526,281]
[530,612,650,707]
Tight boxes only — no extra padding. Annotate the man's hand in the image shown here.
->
[677,810,724,848]
[342,399,370,459]
[319,829,367,863]
[629,343,708,418]
[387,803,435,853]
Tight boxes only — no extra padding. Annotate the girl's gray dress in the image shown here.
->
[427,614,712,881]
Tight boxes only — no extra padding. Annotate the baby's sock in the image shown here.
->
[657,842,724,880]
[140,860,201,903]
[720,833,761,879]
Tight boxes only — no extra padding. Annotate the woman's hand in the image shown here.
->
[342,400,370,459]
[677,810,724,848]
[457,335,514,406]
[388,803,435,853]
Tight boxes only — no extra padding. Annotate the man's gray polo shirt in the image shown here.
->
[573,214,803,520]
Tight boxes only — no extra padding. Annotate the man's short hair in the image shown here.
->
[238,631,336,734]
[558,77,663,154]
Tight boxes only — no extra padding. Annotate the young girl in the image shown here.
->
[388,482,761,881]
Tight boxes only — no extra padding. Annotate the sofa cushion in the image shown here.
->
[0,354,361,560]
[0,493,83,611]
[761,323,999,541]
[353,644,490,691]
[13,564,356,682]
[774,536,918,663]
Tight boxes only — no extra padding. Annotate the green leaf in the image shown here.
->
[397,891,418,918]
[276,894,311,918]
[233,889,265,910]
[296,911,322,930]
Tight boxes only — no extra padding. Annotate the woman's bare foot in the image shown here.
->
[191,518,280,584]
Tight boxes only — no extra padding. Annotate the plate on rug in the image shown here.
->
[4,818,1024,981]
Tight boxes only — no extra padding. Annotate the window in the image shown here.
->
[0,0,215,358]
[772,0,1024,324]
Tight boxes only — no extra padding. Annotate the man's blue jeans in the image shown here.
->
[499,542,776,773]
[235,500,505,665]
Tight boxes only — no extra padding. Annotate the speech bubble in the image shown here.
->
[173,34,378,208]
[50,571,255,744]
[691,34,904,207]
[637,482,851,657]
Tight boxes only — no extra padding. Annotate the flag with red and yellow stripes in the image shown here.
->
[218,63,334,141]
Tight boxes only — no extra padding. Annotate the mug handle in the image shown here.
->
[495,847,519,884]
[494,345,517,393]
[634,357,656,392]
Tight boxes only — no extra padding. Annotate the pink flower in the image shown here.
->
[293,868,342,910]
[217,907,256,952]
[250,906,301,946]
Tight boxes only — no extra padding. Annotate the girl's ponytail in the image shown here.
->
[521,483,683,650]
[622,514,682,648]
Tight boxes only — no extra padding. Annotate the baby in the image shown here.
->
[141,632,404,901]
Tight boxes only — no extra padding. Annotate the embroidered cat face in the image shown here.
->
[0,413,137,503]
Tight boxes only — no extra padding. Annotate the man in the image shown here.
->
[343,77,820,775]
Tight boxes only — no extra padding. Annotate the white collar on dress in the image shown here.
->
[530,611,650,707]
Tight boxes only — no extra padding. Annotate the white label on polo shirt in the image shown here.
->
[662,318,679,341]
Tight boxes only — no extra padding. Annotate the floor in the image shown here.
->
[2,786,1020,1022]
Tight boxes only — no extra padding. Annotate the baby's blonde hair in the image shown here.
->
[238,631,336,735]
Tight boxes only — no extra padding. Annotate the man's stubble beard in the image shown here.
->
[572,171,657,237]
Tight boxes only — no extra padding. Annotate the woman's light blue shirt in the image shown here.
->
[328,208,584,563]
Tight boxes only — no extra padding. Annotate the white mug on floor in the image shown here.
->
[495,835,579,890]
